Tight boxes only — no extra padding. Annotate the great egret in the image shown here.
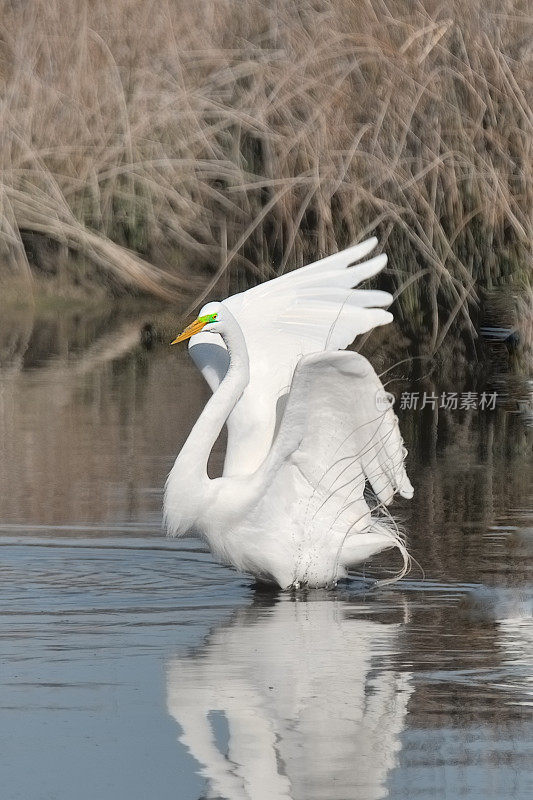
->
[164,238,413,588]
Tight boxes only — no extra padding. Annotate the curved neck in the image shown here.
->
[176,311,249,481]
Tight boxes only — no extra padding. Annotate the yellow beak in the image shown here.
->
[170,317,208,344]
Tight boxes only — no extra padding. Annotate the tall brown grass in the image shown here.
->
[0,0,531,345]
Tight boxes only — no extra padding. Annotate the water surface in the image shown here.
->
[0,307,531,799]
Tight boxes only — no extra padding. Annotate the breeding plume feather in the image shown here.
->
[164,238,413,588]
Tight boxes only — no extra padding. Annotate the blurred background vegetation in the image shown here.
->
[0,0,531,354]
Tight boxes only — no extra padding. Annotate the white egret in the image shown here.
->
[164,237,413,588]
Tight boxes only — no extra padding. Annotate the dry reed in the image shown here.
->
[0,0,531,344]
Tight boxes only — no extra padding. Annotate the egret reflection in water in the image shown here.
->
[166,593,412,800]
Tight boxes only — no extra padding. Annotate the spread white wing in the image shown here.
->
[189,237,394,476]
[266,351,413,505]
[257,351,413,585]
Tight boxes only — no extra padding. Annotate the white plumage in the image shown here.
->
[164,237,413,588]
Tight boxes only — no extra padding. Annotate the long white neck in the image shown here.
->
[187,316,249,472]
[164,311,249,536]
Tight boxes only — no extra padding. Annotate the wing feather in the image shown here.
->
[189,238,396,475]
[250,350,413,585]
[265,351,413,504]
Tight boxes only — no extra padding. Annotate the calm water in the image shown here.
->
[0,307,531,800]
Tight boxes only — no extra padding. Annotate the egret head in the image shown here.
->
[170,302,223,344]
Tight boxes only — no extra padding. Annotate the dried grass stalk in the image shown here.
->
[0,0,530,342]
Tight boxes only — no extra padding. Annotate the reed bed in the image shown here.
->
[0,0,531,344]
